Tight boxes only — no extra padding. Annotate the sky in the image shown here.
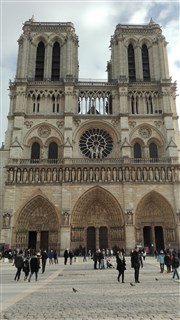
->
[0,0,180,145]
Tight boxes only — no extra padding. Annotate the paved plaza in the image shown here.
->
[0,256,179,320]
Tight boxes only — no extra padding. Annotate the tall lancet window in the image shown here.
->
[51,42,60,81]
[142,44,150,81]
[31,142,40,160]
[149,142,158,160]
[128,44,136,81]
[35,41,45,81]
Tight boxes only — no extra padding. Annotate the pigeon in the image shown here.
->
[155,278,158,281]
[130,283,135,286]
[72,287,78,292]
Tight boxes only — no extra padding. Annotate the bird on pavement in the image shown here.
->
[72,287,78,292]
[155,278,158,281]
[130,283,135,286]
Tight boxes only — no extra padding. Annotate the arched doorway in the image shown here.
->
[13,194,59,252]
[71,186,124,253]
[136,191,176,253]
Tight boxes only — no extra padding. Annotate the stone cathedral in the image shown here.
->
[0,17,180,255]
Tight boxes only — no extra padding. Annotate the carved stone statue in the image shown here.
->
[3,213,11,228]
[62,211,70,225]
[113,168,117,181]
[22,169,28,182]
[9,169,14,182]
[83,168,87,181]
[16,169,21,182]
[52,169,57,182]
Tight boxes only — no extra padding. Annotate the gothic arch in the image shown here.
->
[74,120,119,142]
[139,37,152,48]
[23,123,64,146]
[49,34,66,47]
[135,191,175,228]
[71,186,124,228]
[31,33,49,46]
[129,123,165,146]
[15,194,59,231]
[124,36,138,48]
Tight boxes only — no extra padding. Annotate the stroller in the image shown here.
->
[106,257,115,268]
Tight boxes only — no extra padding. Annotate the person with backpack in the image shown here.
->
[172,253,180,280]
[28,251,40,282]
[23,252,30,281]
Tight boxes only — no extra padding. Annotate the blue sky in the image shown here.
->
[0,0,180,144]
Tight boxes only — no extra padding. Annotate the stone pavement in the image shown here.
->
[0,256,179,320]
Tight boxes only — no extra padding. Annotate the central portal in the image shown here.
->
[87,226,108,253]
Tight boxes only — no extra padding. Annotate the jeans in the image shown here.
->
[172,268,179,279]
[134,265,140,282]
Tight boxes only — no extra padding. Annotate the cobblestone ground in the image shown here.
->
[0,257,179,320]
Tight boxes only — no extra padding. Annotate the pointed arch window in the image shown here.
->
[142,44,150,81]
[51,42,60,81]
[48,142,58,163]
[134,143,142,161]
[131,95,139,114]
[35,42,45,81]
[128,44,136,81]
[31,142,40,161]
[149,142,158,161]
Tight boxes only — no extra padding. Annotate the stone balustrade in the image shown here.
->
[6,163,180,184]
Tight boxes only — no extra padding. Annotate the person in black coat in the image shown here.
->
[131,246,142,283]
[41,249,48,273]
[23,252,30,281]
[116,251,126,283]
[63,249,69,265]
[28,252,40,282]
[14,250,24,281]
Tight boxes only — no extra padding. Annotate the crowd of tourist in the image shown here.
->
[0,246,179,283]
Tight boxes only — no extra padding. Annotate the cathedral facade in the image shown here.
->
[0,18,180,254]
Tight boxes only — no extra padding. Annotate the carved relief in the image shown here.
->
[3,212,12,228]
[139,127,152,139]
[166,229,175,242]
[136,228,142,242]
[38,125,51,138]
[125,210,134,225]
[71,228,84,241]
[24,121,33,128]
[110,227,124,241]
[62,211,70,226]
[56,120,64,128]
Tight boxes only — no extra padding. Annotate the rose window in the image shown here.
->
[79,128,113,159]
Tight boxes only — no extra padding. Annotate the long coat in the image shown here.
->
[30,255,39,273]
[116,255,126,271]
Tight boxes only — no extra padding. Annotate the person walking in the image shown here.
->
[93,250,98,269]
[14,250,24,281]
[116,251,126,283]
[164,251,172,273]
[23,252,30,281]
[28,251,40,282]
[63,248,69,265]
[158,250,165,273]
[172,253,180,280]
[53,250,58,264]
[82,247,87,262]
[69,249,74,265]
[131,246,141,283]
[41,249,48,273]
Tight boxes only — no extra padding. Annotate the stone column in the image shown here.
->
[36,231,41,249]
[125,210,135,253]
[96,228,99,250]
